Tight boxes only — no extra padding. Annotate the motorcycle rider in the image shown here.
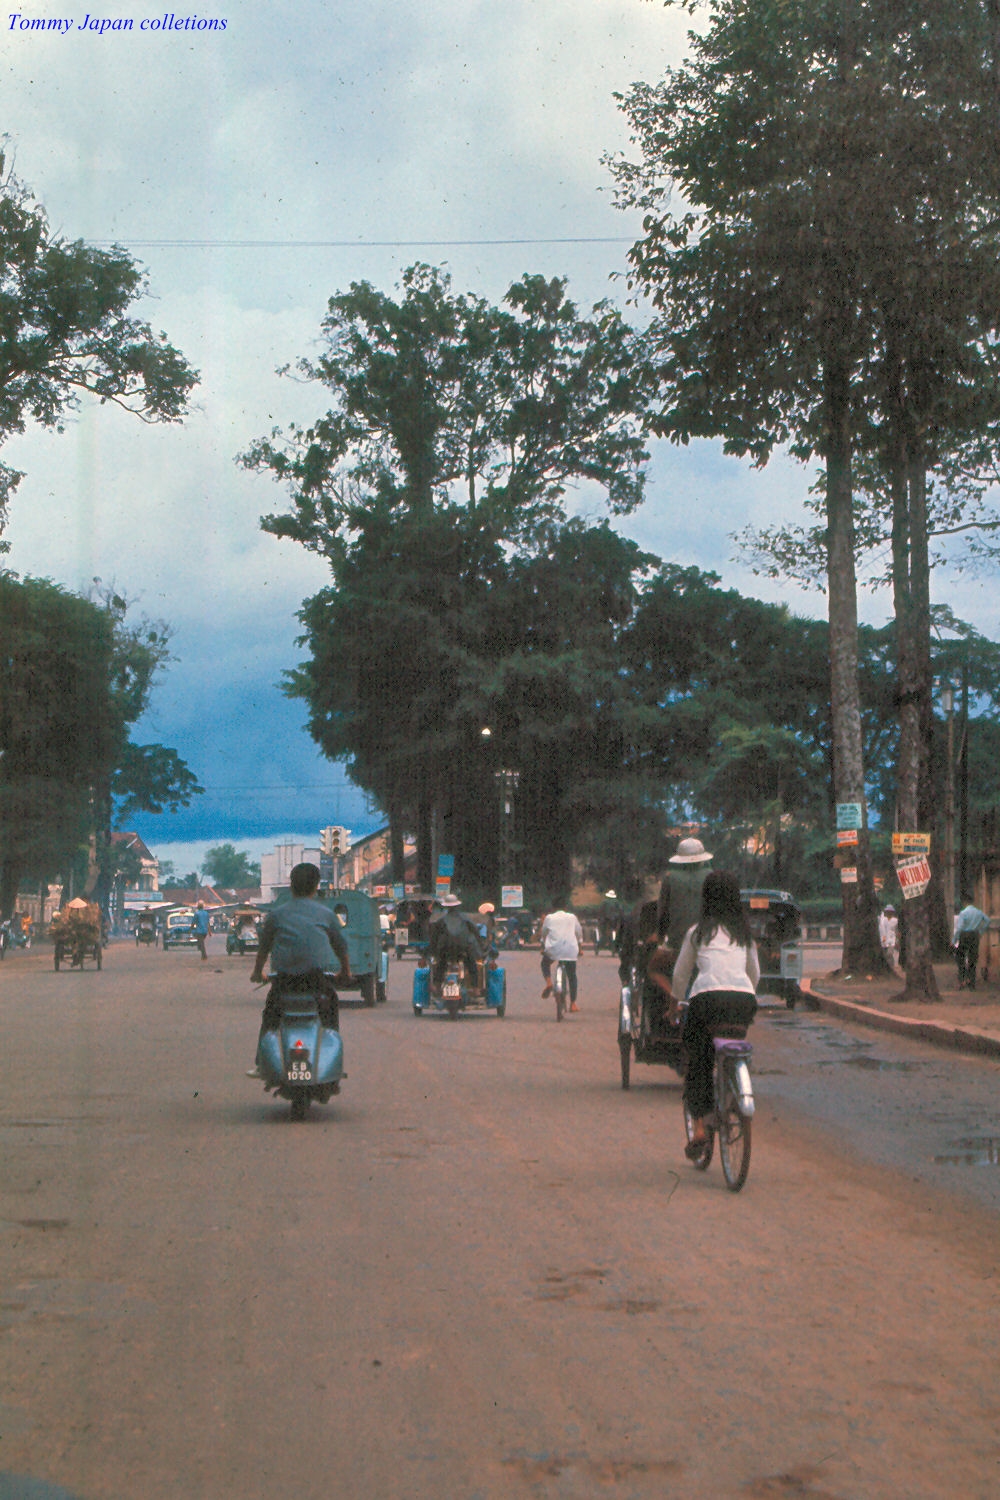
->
[247,862,352,1076]
[427,894,485,991]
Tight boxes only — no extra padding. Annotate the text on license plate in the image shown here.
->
[288,1059,313,1081]
[443,983,461,998]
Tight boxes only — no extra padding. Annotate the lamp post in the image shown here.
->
[942,681,956,920]
[494,767,520,890]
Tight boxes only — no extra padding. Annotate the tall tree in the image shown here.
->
[244,265,649,892]
[0,152,196,542]
[610,0,1000,991]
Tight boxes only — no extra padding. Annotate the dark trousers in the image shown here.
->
[682,990,757,1120]
[541,954,578,1003]
[956,932,980,989]
[259,970,340,1040]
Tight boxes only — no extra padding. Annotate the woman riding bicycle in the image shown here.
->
[662,870,759,1158]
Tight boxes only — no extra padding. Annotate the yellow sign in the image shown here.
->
[892,832,931,855]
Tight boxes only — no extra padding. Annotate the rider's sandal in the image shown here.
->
[684,1138,708,1159]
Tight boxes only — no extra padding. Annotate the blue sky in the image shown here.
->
[3,0,998,871]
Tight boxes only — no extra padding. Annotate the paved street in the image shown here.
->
[1,941,999,1500]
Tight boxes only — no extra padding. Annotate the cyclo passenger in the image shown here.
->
[427,894,485,991]
[247,862,352,1076]
[652,870,759,1158]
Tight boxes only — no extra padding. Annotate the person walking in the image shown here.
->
[953,894,990,990]
[193,901,211,961]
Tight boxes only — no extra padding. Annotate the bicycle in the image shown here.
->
[551,959,568,1021]
[682,1031,755,1192]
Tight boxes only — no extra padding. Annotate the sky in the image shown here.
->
[3,0,998,873]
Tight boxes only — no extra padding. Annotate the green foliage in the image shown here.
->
[200,843,261,888]
[0,574,201,913]
[0,151,197,537]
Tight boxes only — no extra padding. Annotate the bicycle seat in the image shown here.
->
[713,1036,752,1056]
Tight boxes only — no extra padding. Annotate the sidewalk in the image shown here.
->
[803,960,1000,1060]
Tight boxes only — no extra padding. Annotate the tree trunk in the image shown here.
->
[416,796,434,893]
[891,458,939,999]
[824,357,885,974]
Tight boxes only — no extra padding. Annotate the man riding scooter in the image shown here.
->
[247,862,352,1076]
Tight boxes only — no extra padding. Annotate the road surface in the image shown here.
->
[1,942,998,1499]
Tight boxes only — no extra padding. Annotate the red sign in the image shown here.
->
[897,855,932,899]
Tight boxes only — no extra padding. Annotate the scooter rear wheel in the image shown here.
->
[290,1092,311,1121]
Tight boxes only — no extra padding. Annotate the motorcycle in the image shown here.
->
[256,979,345,1120]
[412,952,507,1020]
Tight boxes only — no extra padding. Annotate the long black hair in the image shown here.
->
[694,870,752,949]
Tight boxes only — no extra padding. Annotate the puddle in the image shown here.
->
[840,1055,921,1072]
[933,1136,1000,1166]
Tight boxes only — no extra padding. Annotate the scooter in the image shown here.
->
[256,981,345,1120]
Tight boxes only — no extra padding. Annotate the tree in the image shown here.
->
[0,151,196,541]
[610,0,1000,992]
[0,575,201,917]
[200,844,261,889]
[245,265,650,893]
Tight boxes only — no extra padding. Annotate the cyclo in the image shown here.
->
[135,910,158,946]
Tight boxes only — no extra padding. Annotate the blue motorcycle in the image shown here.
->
[257,984,345,1120]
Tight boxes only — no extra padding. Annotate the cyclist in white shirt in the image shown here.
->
[540,902,584,1011]
[666,871,759,1157]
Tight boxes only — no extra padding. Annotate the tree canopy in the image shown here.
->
[0,152,197,540]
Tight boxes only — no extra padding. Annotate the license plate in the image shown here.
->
[288,1057,313,1082]
[443,982,461,999]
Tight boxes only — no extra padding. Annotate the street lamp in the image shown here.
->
[494,767,520,888]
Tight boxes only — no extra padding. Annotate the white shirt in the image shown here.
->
[540,910,583,960]
[670,924,759,999]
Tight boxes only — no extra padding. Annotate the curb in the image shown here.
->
[802,978,1000,1061]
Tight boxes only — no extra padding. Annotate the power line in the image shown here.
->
[90,236,635,250]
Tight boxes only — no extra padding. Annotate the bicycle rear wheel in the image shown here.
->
[718,1063,751,1191]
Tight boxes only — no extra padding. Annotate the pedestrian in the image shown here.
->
[953,893,990,990]
[878,905,899,970]
[193,900,211,961]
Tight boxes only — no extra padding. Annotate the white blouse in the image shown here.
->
[671,925,760,1000]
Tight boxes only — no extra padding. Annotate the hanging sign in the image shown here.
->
[501,885,524,909]
[437,854,455,878]
[896,855,932,900]
[840,866,858,884]
[892,832,931,856]
[837,828,859,848]
[836,802,863,831]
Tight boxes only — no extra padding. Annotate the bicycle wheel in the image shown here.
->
[718,1062,752,1192]
[683,1102,713,1170]
[553,963,566,1021]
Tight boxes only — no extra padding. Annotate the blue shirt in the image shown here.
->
[955,904,989,936]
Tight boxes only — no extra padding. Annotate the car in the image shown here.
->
[162,909,199,949]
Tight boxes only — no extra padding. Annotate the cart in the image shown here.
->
[135,910,159,946]
[742,889,804,1007]
[51,900,104,971]
[226,907,261,955]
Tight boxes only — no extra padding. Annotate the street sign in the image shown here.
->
[892,832,931,855]
[501,885,524,909]
[896,855,932,899]
[840,866,858,884]
[437,854,455,878]
[836,802,863,831]
[837,828,859,847]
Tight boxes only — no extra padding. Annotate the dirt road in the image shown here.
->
[1,942,998,1499]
